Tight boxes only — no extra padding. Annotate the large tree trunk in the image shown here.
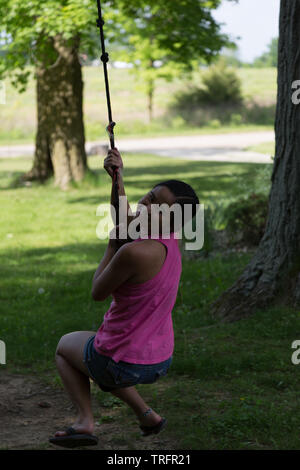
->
[211,0,300,322]
[25,36,87,189]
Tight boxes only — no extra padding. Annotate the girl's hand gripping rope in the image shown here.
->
[104,148,123,179]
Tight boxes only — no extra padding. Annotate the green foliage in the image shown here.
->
[108,0,231,68]
[0,0,96,88]
[232,161,273,197]
[243,101,276,126]
[168,62,277,128]
[0,0,233,94]
[230,113,243,126]
[169,63,243,126]
[223,193,269,246]
[199,62,243,105]
[106,0,234,118]
[200,206,216,256]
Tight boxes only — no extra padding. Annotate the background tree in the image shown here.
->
[211,0,300,321]
[0,0,97,189]
[108,0,233,121]
[0,0,234,188]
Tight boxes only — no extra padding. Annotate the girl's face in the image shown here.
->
[137,186,177,235]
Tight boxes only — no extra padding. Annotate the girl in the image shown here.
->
[49,149,199,448]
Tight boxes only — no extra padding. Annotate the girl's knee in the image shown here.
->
[55,332,73,356]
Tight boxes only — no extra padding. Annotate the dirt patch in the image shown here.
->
[0,371,178,450]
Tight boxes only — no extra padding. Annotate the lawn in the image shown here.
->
[1,153,300,450]
[247,141,276,156]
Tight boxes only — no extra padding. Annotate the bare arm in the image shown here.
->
[91,241,137,301]
[92,238,117,284]
[92,148,139,301]
[103,148,135,227]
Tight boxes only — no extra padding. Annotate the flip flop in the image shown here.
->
[49,426,98,448]
[140,418,167,437]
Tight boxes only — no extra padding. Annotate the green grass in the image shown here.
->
[2,154,299,450]
[247,141,276,156]
[237,67,277,103]
[0,66,276,145]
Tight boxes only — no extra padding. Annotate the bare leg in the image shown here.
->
[111,386,162,427]
[53,331,96,437]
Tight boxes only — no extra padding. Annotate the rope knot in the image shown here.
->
[101,52,109,63]
[96,18,104,27]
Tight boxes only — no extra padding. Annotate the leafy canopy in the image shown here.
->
[0,0,235,90]
[106,0,234,96]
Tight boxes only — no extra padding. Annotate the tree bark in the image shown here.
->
[147,82,154,122]
[25,36,87,189]
[211,0,300,322]
[146,58,155,122]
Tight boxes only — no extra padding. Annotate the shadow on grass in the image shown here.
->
[0,242,109,366]
[0,171,30,190]
[0,238,250,378]
[68,159,266,204]
[0,152,268,205]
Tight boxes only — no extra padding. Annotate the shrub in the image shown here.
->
[243,101,276,125]
[223,193,269,246]
[181,205,215,257]
[168,64,276,128]
[168,63,244,126]
[230,113,243,126]
[174,63,242,109]
[232,164,273,198]
[208,119,221,129]
[199,63,243,105]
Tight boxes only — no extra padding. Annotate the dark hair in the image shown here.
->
[154,179,199,230]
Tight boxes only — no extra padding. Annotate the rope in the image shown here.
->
[96,0,119,226]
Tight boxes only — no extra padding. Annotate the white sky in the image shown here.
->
[213,0,281,62]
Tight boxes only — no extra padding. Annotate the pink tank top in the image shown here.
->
[93,232,182,364]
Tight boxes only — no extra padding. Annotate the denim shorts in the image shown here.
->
[83,335,172,392]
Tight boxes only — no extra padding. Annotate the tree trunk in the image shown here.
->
[211,0,300,322]
[147,59,155,122]
[147,79,154,122]
[25,36,87,189]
